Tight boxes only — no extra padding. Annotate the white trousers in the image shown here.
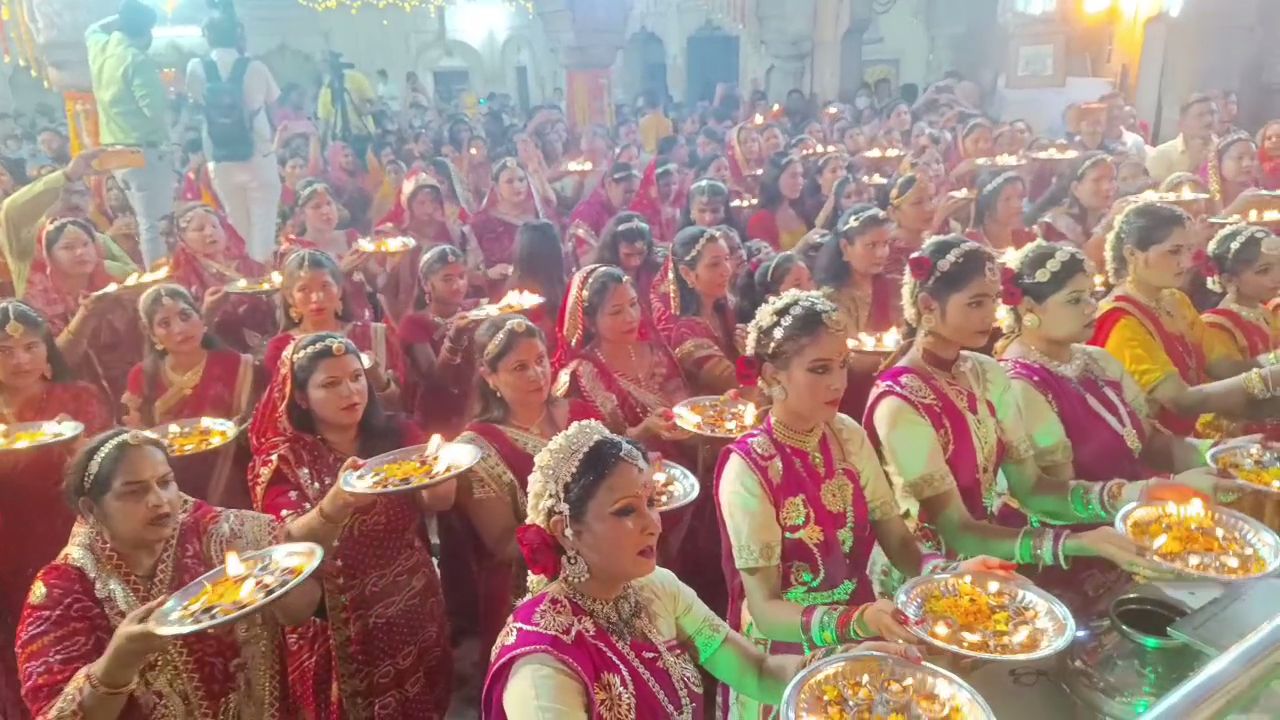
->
[209,152,283,263]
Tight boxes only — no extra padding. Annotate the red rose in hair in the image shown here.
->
[1192,248,1218,277]
[735,356,760,387]
[516,524,563,577]
[907,253,933,281]
[1000,266,1024,306]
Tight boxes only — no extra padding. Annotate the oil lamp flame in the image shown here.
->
[742,403,758,427]
[225,551,246,578]
[238,577,257,601]
[168,423,181,434]
[425,434,443,456]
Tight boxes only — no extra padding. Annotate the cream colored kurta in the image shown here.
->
[717,413,898,720]
[1008,344,1152,482]
[870,352,1035,517]
[500,567,730,719]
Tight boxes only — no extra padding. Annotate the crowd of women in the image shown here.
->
[3,75,1280,719]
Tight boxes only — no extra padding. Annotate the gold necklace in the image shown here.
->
[163,353,207,397]
[1024,344,1142,457]
[922,357,999,513]
[1225,300,1272,330]
[560,583,694,720]
[771,415,825,472]
[507,404,553,437]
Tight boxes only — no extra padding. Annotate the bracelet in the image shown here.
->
[1243,368,1275,400]
[86,668,137,696]
[1032,528,1053,569]
[314,500,345,527]
[920,552,947,575]
[800,605,820,650]
[851,604,874,640]
[1088,483,1108,521]
[816,606,842,647]
[1068,482,1089,519]
[1013,527,1030,564]
[1055,530,1072,569]
[1101,480,1127,516]
[835,606,860,642]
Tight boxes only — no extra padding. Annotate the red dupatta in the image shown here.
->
[628,159,678,245]
[1204,307,1275,358]
[16,499,287,720]
[22,219,116,336]
[1090,294,1206,437]
[246,337,452,720]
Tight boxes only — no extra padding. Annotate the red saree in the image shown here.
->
[1203,307,1276,358]
[169,227,277,355]
[629,160,679,245]
[247,342,451,719]
[0,381,110,720]
[1089,295,1208,437]
[15,500,288,720]
[22,244,143,408]
[123,350,257,508]
[398,304,478,439]
[447,401,598,653]
[263,320,406,387]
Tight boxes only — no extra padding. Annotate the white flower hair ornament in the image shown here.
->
[744,289,844,360]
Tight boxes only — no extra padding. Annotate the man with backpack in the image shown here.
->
[184,10,281,262]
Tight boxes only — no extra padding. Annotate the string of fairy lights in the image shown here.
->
[294,0,535,15]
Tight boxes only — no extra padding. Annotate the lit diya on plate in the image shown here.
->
[147,417,239,457]
[1137,189,1210,206]
[1207,439,1280,493]
[780,650,995,720]
[672,396,760,439]
[860,173,890,187]
[650,459,699,512]
[1209,208,1280,225]
[0,419,84,452]
[973,154,1027,168]
[1115,498,1280,580]
[150,543,323,636]
[354,235,417,254]
[226,271,284,296]
[948,189,977,201]
[847,328,903,355]
[565,159,595,173]
[895,571,1075,661]
[731,196,760,209]
[467,289,546,319]
[340,434,481,494]
[91,267,171,297]
[1027,147,1080,162]
[860,147,905,161]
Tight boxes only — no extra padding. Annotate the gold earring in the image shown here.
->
[921,314,936,330]
[289,307,303,323]
[335,300,344,318]
[561,548,590,583]
[1022,313,1041,329]
[42,364,52,380]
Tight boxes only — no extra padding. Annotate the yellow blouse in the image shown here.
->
[1098,289,1234,393]
[500,567,730,719]
[1201,305,1280,364]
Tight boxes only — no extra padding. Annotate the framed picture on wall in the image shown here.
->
[1006,31,1067,89]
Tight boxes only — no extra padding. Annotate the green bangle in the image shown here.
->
[852,604,873,640]
[1068,482,1088,518]
[816,606,841,647]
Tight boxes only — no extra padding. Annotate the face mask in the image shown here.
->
[854,96,872,110]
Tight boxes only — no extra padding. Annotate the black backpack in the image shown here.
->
[202,56,255,163]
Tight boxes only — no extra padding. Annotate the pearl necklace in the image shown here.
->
[1023,343,1142,457]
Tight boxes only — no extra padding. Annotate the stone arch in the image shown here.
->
[621,29,668,104]
[415,39,487,105]
[500,33,539,111]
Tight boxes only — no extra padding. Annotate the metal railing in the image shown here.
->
[1142,611,1280,719]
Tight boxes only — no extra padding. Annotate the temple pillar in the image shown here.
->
[755,0,814,97]
[538,0,633,128]
[810,0,851,102]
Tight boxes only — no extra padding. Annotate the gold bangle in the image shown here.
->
[85,668,136,696]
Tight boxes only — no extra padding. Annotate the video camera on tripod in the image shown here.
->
[326,50,362,142]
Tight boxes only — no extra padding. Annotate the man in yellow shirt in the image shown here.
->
[637,90,674,156]
[317,58,378,163]
[1146,93,1217,184]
